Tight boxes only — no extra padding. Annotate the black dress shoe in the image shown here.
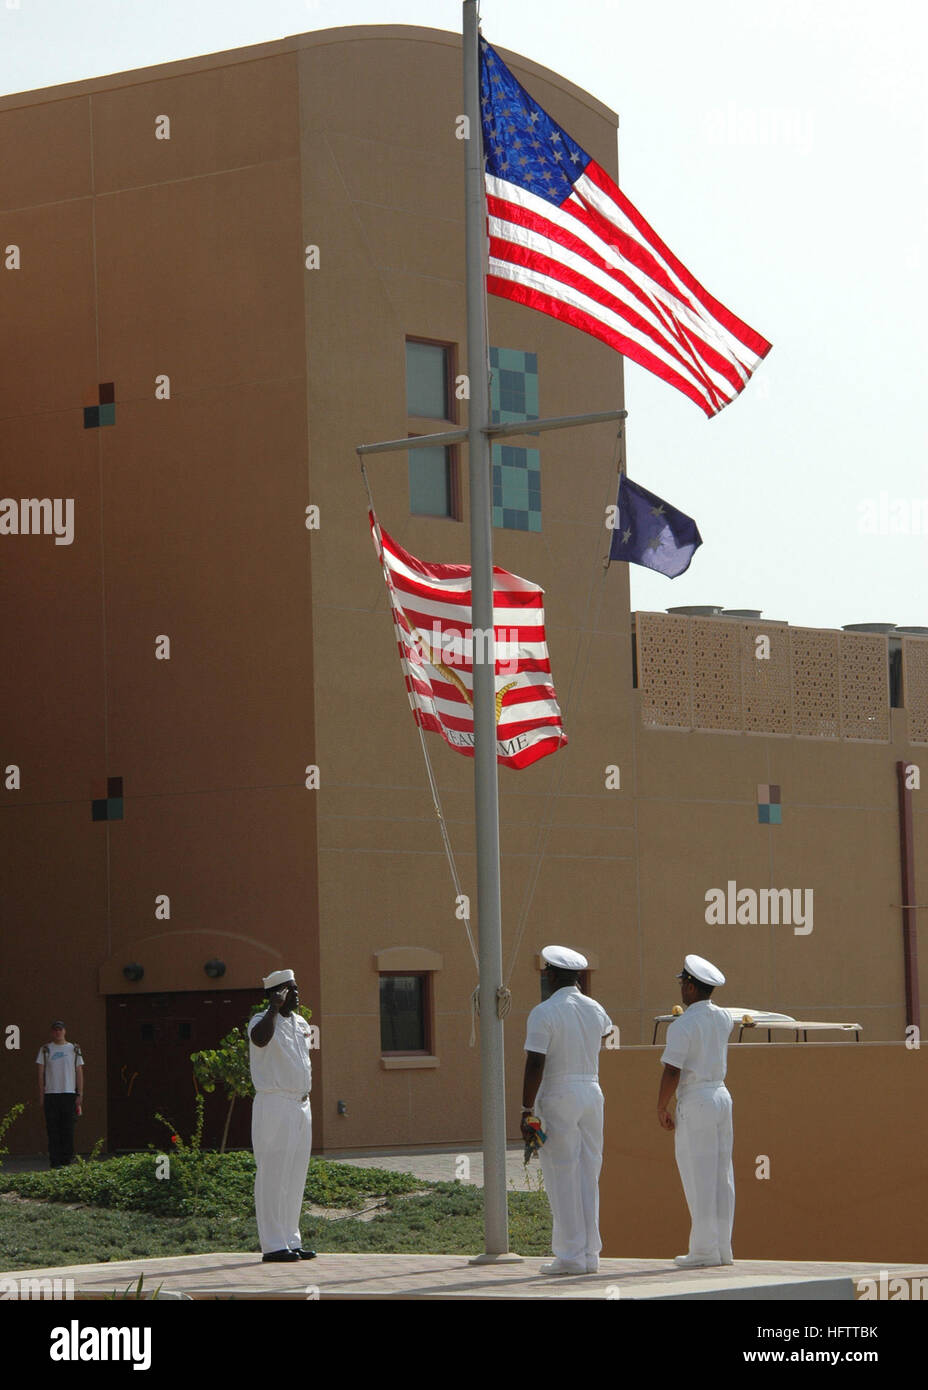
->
[262,1249,301,1263]
[294,1248,317,1259]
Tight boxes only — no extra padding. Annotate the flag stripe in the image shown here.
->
[372,514,567,771]
[487,178,750,401]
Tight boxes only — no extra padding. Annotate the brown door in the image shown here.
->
[106,990,264,1152]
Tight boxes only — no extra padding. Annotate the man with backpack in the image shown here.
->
[36,1020,84,1168]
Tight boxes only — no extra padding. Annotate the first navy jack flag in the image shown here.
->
[371,514,567,770]
[481,40,771,417]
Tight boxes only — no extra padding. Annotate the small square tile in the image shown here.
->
[98,382,115,405]
[757,783,770,803]
[91,799,108,821]
[106,797,124,820]
[767,804,782,824]
[83,407,99,429]
[107,776,123,797]
[769,785,781,804]
[98,403,116,426]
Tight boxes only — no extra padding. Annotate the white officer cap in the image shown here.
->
[677,954,725,987]
[541,945,588,971]
[262,968,296,989]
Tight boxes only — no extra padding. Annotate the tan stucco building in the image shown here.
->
[1,26,924,1168]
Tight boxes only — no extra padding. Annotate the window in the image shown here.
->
[406,338,458,518]
[406,341,450,419]
[380,973,431,1054]
[409,444,453,517]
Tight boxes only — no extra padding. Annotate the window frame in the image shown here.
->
[378,969,434,1057]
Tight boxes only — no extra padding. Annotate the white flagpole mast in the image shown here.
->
[462,0,510,1260]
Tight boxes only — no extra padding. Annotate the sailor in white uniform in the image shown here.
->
[657,954,734,1268]
[521,946,613,1275]
[249,969,316,1263]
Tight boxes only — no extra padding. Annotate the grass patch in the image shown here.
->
[0,1167,552,1270]
[0,1154,422,1219]
[315,1184,552,1255]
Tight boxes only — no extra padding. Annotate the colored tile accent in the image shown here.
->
[489,346,540,531]
[107,776,123,797]
[769,784,781,804]
[84,384,117,428]
[757,803,782,825]
[92,790,124,821]
[757,783,769,801]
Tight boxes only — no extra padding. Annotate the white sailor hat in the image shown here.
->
[677,954,725,987]
[263,968,296,990]
[541,945,588,971]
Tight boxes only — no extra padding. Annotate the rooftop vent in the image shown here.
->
[665,605,723,617]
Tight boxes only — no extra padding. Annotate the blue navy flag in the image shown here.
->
[609,474,702,577]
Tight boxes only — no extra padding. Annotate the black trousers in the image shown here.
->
[44,1093,77,1168]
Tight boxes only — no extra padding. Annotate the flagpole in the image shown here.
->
[462,0,511,1261]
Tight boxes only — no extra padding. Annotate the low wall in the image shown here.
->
[600,1042,926,1263]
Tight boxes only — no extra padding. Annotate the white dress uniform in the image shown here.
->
[249,1009,313,1254]
[661,999,735,1263]
[525,984,613,1268]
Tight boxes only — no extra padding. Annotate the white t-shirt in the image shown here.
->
[661,1000,733,1091]
[37,1042,83,1093]
[524,985,612,1080]
[248,1010,312,1094]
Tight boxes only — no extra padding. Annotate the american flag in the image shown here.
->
[481,40,771,417]
[370,514,567,771]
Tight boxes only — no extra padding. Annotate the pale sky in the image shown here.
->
[3,0,925,631]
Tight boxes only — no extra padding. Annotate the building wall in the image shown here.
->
[0,26,630,1154]
[631,615,927,1047]
[0,38,320,1153]
[601,1044,928,1263]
